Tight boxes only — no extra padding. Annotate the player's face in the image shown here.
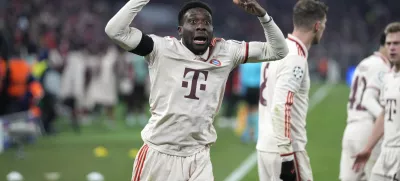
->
[179,8,213,55]
[312,16,327,45]
[386,32,400,65]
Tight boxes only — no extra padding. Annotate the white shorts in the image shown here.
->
[131,144,213,181]
[370,147,400,181]
[257,151,313,181]
[340,122,381,181]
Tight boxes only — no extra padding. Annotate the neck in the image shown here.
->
[378,46,387,57]
[394,64,400,73]
[292,29,313,50]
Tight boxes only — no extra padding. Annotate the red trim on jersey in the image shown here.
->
[281,152,294,157]
[243,42,249,63]
[133,145,149,181]
[366,86,381,92]
[206,38,222,60]
[288,37,306,58]
[285,91,294,138]
[294,153,302,181]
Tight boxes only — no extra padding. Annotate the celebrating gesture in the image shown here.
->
[233,0,267,17]
[105,0,288,180]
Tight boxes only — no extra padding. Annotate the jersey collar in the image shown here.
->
[373,52,390,66]
[287,34,308,59]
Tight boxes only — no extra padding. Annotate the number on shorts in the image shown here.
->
[348,76,367,111]
[259,63,270,106]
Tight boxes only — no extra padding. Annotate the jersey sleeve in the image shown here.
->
[366,68,386,91]
[363,67,387,118]
[226,40,249,67]
[270,55,307,155]
[144,35,172,66]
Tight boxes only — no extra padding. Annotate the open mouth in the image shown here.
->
[193,36,207,45]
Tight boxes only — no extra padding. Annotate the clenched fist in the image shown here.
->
[233,0,267,17]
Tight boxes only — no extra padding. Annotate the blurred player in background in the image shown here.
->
[353,22,400,181]
[239,62,261,143]
[125,54,149,127]
[339,33,391,181]
[257,0,328,180]
[105,0,288,180]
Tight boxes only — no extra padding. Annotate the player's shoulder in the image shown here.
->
[285,38,306,58]
[281,53,307,66]
[148,34,178,43]
[359,54,391,72]
[216,38,241,47]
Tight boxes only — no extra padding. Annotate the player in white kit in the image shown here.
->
[353,22,400,181]
[339,33,391,181]
[105,0,289,180]
[257,1,328,180]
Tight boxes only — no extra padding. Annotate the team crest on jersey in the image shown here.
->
[210,59,221,66]
[293,66,304,80]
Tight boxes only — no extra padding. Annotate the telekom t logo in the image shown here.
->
[386,98,397,122]
[182,68,209,100]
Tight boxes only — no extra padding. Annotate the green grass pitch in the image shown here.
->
[0,83,350,181]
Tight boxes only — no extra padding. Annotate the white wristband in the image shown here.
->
[258,13,271,23]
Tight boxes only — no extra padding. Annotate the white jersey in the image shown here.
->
[346,52,391,123]
[105,0,289,157]
[381,70,400,148]
[142,35,285,156]
[257,34,310,153]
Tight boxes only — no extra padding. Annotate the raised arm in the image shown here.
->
[232,0,288,63]
[105,0,154,56]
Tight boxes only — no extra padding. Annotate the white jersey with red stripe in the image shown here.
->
[257,34,310,153]
[346,52,391,123]
[381,70,400,148]
[141,35,281,157]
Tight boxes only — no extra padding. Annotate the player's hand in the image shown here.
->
[352,149,372,172]
[233,0,267,17]
[280,155,296,180]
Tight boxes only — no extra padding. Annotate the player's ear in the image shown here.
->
[178,26,183,36]
[314,21,320,33]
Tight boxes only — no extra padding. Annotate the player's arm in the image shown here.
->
[270,55,306,157]
[363,89,383,118]
[353,111,385,172]
[232,0,288,63]
[363,70,386,118]
[105,0,154,56]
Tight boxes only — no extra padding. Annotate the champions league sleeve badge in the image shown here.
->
[293,66,304,80]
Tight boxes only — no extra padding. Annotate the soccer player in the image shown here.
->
[339,33,391,181]
[353,22,400,181]
[257,0,328,180]
[105,0,289,180]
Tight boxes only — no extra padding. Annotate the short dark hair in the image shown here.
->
[293,0,328,30]
[178,1,212,25]
[379,33,386,46]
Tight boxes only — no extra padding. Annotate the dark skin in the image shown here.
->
[177,0,267,55]
[178,8,213,55]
